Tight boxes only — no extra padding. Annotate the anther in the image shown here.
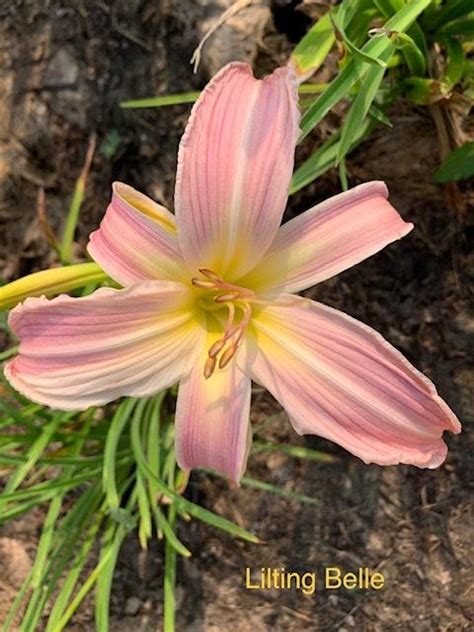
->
[203,356,217,379]
[218,344,238,369]
[191,278,216,289]
[198,268,222,282]
[214,291,240,303]
[208,339,226,358]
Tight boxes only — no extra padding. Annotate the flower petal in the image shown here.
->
[240,295,460,468]
[174,62,300,280]
[5,281,204,410]
[241,182,413,294]
[175,359,252,482]
[88,182,186,286]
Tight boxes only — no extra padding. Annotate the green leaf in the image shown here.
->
[103,398,137,510]
[60,134,96,264]
[95,523,126,632]
[202,468,320,506]
[163,504,178,632]
[332,3,386,68]
[299,0,433,140]
[240,476,320,506]
[437,13,474,36]
[403,76,451,104]
[291,117,375,194]
[344,0,378,48]
[131,423,260,544]
[52,525,127,632]
[135,471,153,548]
[373,0,428,59]
[0,346,18,361]
[2,414,63,495]
[109,507,136,529]
[252,441,338,463]
[28,482,104,632]
[425,0,474,29]
[442,36,465,87]
[163,452,179,632]
[44,512,103,632]
[291,131,339,193]
[146,393,165,528]
[433,142,474,183]
[120,85,329,111]
[369,103,392,127]
[336,46,392,164]
[290,12,335,78]
[121,91,201,109]
[390,31,427,76]
[0,465,104,503]
[373,0,404,15]
[130,399,191,557]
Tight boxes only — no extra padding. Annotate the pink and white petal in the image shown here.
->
[5,281,204,410]
[240,295,460,468]
[175,62,300,280]
[241,182,413,294]
[175,360,252,482]
[87,182,187,286]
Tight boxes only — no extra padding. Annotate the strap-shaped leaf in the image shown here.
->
[299,0,433,140]
[332,3,386,68]
[290,12,335,79]
[336,46,393,164]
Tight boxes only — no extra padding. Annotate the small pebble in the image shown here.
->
[124,596,141,616]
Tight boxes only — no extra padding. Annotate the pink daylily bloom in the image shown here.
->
[5,63,460,482]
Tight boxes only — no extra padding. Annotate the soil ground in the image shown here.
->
[0,1,473,630]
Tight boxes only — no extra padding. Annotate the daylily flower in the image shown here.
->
[4,63,460,482]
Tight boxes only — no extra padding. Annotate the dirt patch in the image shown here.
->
[1,1,472,630]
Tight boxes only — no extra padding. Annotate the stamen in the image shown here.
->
[191,278,217,289]
[208,339,226,358]
[218,343,237,369]
[214,291,240,303]
[204,356,217,379]
[193,267,254,377]
[223,302,236,337]
[199,268,222,282]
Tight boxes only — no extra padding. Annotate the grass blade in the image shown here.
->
[45,517,103,632]
[202,469,320,506]
[299,0,433,140]
[2,414,63,495]
[95,523,127,632]
[59,134,96,264]
[121,92,200,108]
[130,415,260,543]
[442,35,465,87]
[252,441,338,463]
[52,527,125,632]
[333,3,386,68]
[103,398,137,510]
[291,117,374,194]
[130,399,191,557]
[391,31,427,75]
[240,476,320,506]
[163,504,178,632]
[290,12,335,79]
[336,47,392,164]
[146,393,165,533]
[425,0,473,29]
